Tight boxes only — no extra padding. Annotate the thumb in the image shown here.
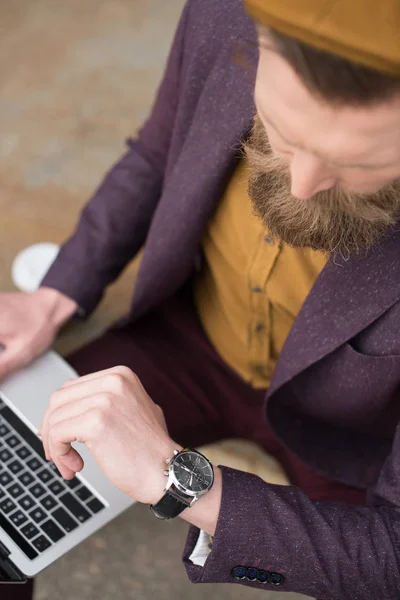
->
[0,340,32,383]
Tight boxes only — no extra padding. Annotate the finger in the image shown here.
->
[48,440,83,479]
[41,392,114,463]
[43,394,105,458]
[0,340,31,382]
[39,376,114,449]
[60,365,134,389]
[47,412,98,477]
[39,368,135,445]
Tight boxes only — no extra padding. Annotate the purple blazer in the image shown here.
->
[42,1,400,598]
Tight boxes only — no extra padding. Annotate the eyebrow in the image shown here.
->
[261,112,398,172]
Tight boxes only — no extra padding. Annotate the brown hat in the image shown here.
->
[244,0,400,76]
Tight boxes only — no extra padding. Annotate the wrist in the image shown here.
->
[178,464,222,537]
[148,446,221,534]
[148,442,184,505]
[36,287,79,329]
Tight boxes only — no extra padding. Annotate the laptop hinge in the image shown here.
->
[0,540,27,584]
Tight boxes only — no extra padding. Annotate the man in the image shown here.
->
[1,0,400,598]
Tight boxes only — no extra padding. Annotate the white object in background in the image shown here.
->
[11,243,60,292]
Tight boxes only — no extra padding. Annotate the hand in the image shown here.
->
[0,287,77,381]
[39,366,180,504]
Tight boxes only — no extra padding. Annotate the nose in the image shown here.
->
[289,152,336,199]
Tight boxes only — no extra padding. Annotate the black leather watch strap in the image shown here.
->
[150,490,190,520]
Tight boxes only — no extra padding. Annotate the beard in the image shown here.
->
[243,117,400,256]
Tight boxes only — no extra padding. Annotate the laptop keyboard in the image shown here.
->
[0,397,106,559]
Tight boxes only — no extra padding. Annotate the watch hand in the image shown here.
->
[189,473,193,486]
[180,465,192,474]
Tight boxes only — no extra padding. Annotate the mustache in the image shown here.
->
[243,117,400,255]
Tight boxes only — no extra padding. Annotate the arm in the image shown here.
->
[40,363,400,598]
[181,427,400,600]
[40,1,191,317]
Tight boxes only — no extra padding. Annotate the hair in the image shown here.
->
[261,27,400,106]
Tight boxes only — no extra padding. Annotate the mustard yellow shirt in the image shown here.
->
[194,158,328,389]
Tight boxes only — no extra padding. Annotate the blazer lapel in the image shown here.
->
[269,226,400,397]
[132,39,258,317]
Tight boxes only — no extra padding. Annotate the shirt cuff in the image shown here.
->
[188,529,213,567]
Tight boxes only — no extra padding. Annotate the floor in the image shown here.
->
[0,1,310,598]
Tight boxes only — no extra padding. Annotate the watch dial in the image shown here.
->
[173,451,213,492]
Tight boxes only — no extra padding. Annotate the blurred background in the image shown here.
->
[0,1,308,598]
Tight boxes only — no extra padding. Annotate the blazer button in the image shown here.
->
[231,566,247,579]
[270,572,284,585]
[246,567,259,581]
[257,570,270,584]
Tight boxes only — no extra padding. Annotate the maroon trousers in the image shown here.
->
[3,286,365,599]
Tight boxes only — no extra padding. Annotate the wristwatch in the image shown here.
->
[150,448,214,520]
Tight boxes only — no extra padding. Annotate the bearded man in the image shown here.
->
[1,1,400,599]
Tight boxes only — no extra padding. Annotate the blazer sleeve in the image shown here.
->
[182,426,400,600]
[40,1,191,317]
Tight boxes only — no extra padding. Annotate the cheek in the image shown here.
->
[339,173,394,194]
[267,130,292,158]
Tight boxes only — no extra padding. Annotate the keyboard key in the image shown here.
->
[10,510,28,527]
[0,512,38,560]
[18,495,36,511]
[52,507,78,533]
[87,498,105,514]
[27,457,42,471]
[48,463,63,478]
[40,495,58,511]
[49,480,65,496]
[32,535,51,553]
[8,459,24,475]
[21,522,39,540]
[37,469,53,484]
[75,486,91,502]
[5,435,20,448]
[0,423,10,436]
[0,405,46,461]
[41,519,65,542]
[0,448,12,462]
[16,446,31,460]
[18,472,35,487]
[30,483,46,499]
[65,477,80,490]
[0,498,16,514]
[0,471,13,486]
[59,493,90,522]
[29,507,47,524]
[8,482,24,499]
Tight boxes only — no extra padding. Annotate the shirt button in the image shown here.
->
[255,322,265,333]
[264,235,274,245]
[252,286,263,293]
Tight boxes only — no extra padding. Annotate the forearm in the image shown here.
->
[182,466,400,599]
[40,144,163,316]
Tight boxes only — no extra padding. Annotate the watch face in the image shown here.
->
[172,451,214,493]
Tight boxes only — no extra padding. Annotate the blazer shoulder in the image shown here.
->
[184,0,256,54]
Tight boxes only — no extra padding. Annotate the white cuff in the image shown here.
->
[188,529,212,567]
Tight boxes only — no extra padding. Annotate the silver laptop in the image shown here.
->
[0,351,135,584]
